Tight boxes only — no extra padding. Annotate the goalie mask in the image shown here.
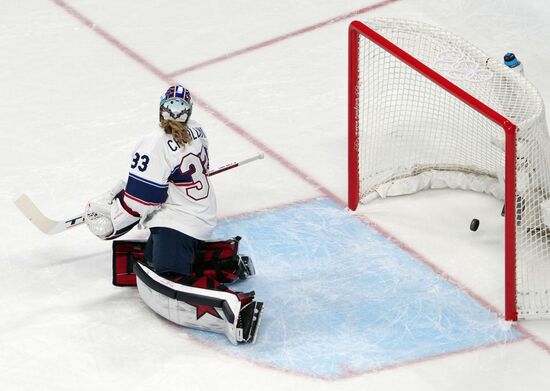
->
[160,85,193,123]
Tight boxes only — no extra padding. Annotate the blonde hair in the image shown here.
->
[159,119,192,146]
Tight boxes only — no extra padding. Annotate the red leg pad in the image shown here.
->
[112,240,146,286]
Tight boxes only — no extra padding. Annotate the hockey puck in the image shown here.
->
[470,218,480,232]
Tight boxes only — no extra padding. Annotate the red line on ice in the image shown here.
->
[50,0,168,81]
[166,0,401,77]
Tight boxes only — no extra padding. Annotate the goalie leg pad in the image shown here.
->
[112,240,147,286]
[134,261,262,344]
[194,236,256,283]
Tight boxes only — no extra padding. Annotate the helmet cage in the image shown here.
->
[159,85,193,123]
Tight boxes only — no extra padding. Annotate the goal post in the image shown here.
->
[348,19,550,321]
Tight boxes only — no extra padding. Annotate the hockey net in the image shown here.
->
[348,19,550,320]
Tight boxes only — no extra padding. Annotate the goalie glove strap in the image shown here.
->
[117,191,140,217]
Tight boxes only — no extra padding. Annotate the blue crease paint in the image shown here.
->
[189,199,521,378]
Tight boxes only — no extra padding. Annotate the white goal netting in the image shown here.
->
[351,18,550,319]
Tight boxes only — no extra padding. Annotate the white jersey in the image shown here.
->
[122,119,217,240]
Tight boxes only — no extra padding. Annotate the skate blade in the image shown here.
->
[245,256,256,277]
[249,302,264,344]
[238,256,256,279]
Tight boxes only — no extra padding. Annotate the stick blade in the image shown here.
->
[14,194,84,235]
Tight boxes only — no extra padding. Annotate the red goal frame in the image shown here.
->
[347,20,519,320]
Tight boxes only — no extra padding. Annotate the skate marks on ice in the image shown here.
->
[188,199,521,379]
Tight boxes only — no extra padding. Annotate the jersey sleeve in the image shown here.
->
[122,135,171,216]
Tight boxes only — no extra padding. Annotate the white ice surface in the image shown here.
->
[1,0,549,390]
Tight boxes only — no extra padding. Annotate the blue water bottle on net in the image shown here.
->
[504,52,524,75]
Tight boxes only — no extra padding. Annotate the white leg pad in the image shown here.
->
[134,262,243,345]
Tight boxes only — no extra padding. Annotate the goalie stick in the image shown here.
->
[14,152,264,235]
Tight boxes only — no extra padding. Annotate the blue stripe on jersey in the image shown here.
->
[128,173,168,188]
[126,174,168,204]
